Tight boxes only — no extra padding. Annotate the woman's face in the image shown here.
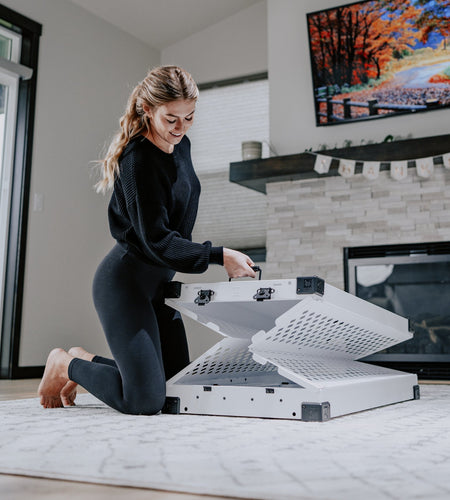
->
[144,99,196,153]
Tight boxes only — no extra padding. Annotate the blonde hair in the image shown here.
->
[95,65,199,194]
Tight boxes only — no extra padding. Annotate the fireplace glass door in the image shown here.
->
[345,242,450,379]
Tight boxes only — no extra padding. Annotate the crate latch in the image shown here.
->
[195,289,214,306]
[253,287,275,301]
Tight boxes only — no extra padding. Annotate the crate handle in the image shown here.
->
[229,265,262,282]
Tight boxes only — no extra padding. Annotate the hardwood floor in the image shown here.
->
[0,378,228,500]
[0,378,53,401]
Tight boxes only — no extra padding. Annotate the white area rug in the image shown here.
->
[1,385,449,500]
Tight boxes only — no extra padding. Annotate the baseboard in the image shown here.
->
[8,365,45,379]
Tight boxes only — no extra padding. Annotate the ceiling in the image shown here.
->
[70,0,262,50]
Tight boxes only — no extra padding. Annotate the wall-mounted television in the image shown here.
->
[306,0,450,126]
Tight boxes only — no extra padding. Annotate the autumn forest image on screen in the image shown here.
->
[307,0,450,125]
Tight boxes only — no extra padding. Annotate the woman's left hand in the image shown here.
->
[223,248,256,279]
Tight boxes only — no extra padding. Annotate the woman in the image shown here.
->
[38,66,256,414]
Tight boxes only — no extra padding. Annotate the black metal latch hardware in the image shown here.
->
[296,276,325,296]
[195,289,214,306]
[253,287,275,301]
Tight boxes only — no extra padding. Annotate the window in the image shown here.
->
[0,6,41,378]
[0,24,22,331]
[0,23,21,60]
[188,75,269,254]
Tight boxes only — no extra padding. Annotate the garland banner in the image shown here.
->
[310,151,450,180]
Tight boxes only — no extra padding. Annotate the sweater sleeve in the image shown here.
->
[120,148,223,274]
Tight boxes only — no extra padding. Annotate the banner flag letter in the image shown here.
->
[416,157,434,178]
[390,161,408,180]
[314,154,332,174]
[362,161,380,180]
[338,159,355,178]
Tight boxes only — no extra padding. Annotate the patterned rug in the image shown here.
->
[0,384,449,500]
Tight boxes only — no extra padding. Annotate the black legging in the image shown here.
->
[68,244,189,414]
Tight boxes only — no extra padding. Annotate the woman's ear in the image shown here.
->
[142,104,152,117]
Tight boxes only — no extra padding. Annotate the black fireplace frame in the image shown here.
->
[344,241,450,380]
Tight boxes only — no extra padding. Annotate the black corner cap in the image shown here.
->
[162,396,180,414]
[408,318,415,334]
[296,276,325,296]
[413,385,420,400]
[164,281,183,299]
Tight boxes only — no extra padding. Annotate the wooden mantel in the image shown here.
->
[229,133,450,194]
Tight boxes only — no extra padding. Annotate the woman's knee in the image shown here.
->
[118,392,166,415]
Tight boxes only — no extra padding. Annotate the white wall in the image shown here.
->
[268,0,450,156]
[162,1,267,84]
[3,0,159,366]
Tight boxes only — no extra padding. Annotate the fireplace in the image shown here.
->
[230,133,450,378]
[344,241,450,380]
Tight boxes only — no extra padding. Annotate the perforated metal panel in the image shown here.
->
[250,297,407,362]
[176,338,288,386]
[252,351,402,389]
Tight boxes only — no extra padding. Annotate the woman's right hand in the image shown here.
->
[223,248,257,280]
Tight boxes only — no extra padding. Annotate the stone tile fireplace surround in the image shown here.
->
[265,167,450,288]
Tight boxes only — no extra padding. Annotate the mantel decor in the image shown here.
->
[229,133,450,194]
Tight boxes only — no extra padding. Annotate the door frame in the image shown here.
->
[0,5,41,378]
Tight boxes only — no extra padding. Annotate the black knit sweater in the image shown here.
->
[108,135,223,273]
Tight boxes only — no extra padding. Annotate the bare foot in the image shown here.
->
[60,380,78,407]
[68,346,95,362]
[60,347,95,406]
[38,348,73,409]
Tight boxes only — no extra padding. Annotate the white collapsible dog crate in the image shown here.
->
[163,275,419,421]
